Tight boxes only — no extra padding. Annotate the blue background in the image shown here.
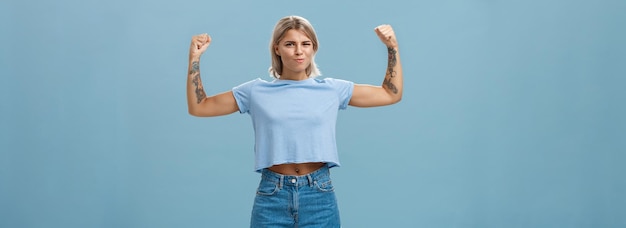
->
[1,0,625,227]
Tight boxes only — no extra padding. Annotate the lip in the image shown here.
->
[295,58,305,63]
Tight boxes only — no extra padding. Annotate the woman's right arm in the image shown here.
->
[187,34,239,117]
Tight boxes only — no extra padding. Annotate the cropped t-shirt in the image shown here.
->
[232,77,354,172]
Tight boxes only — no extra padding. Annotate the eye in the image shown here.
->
[303,42,312,46]
[285,42,295,47]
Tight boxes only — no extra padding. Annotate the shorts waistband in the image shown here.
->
[260,164,330,187]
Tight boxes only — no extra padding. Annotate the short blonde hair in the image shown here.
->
[269,15,321,78]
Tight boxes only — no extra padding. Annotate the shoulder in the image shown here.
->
[315,77,354,107]
[239,78,266,86]
[314,77,354,86]
[233,78,268,91]
[313,77,350,83]
[315,77,354,99]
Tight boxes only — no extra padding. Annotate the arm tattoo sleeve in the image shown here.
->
[190,61,207,104]
[384,78,398,94]
[384,47,399,94]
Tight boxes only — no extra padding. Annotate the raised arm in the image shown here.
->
[187,34,239,117]
[349,25,403,107]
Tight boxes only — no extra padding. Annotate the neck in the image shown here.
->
[280,72,308,81]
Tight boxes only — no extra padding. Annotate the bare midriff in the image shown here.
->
[268,162,326,176]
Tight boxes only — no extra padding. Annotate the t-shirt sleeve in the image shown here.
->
[232,78,260,113]
[326,78,354,110]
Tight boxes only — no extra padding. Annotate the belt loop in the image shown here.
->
[307,174,313,187]
[278,175,284,189]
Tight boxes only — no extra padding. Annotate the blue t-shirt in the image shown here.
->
[232,77,354,172]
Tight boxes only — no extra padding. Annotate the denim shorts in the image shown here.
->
[250,165,340,228]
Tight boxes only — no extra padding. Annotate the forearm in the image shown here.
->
[381,46,403,102]
[187,57,207,113]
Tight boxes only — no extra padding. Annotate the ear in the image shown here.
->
[274,45,280,56]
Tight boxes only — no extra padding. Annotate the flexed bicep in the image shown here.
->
[190,91,239,117]
[349,84,398,107]
[349,24,403,108]
[186,34,239,117]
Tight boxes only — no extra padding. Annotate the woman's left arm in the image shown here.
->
[349,25,403,107]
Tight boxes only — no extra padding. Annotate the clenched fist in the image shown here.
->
[189,33,211,61]
[374,25,398,49]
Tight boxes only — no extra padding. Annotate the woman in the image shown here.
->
[187,15,402,227]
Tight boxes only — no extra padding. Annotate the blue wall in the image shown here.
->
[1,0,625,227]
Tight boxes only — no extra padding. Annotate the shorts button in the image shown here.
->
[291,179,297,184]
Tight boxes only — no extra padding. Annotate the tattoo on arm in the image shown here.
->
[384,78,398,94]
[387,47,398,70]
[384,47,398,94]
[190,61,207,104]
[189,61,199,75]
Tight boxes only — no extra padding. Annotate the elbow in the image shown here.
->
[188,107,202,117]
[391,95,402,104]
[386,88,402,105]
[396,95,403,104]
[389,90,403,104]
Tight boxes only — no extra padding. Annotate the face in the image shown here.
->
[274,29,315,80]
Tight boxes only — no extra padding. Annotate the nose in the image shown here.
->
[295,44,303,55]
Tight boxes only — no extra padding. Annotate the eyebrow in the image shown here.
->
[283,40,312,43]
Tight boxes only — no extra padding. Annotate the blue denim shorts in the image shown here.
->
[250,165,340,228]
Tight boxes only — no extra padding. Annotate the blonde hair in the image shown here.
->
[269,15,321,78]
